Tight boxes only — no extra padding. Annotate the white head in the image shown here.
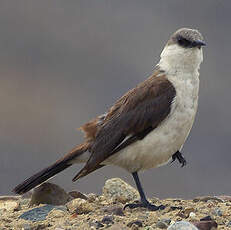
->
[159,28,206,74]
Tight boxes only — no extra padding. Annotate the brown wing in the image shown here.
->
[73,72,176,180]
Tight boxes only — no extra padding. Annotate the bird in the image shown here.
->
[13,28,205,211]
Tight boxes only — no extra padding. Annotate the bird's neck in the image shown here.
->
[158,44,203,79]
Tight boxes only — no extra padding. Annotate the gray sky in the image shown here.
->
[1,1,231,199]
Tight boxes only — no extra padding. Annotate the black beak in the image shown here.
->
[193,40,206,47]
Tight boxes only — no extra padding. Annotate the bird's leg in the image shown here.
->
[124,172,165,211]
[171,151,187,167]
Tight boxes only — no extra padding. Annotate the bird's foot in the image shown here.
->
[171,151,187,167]
[124,200,165,211]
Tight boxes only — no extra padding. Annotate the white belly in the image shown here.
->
[103,73,199,172]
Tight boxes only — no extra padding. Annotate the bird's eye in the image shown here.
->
[177,36,192,48]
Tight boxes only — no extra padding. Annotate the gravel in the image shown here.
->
[2,178,230,229]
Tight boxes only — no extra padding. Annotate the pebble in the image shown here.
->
[167,221,199,230]
[200,216,213,221]
[189,212,196,218]
[193,196,223,203]
[103,178,139,203]
[103,205,125,216]
[22,223,32,230]
[178,208,195,218]
[127,220,143,228]
[0,199,19,211]
[226,220,231,227]
[87,193,98,203]
[156,219,171,229]
[47,209,66,218]
[29,182,71,206]
[89,220,104,229]
[19,204,64,221]
[68,191,88,200]
[66,198,93,214]
[211,208,222,216]
[193,220,218,230]
[101,215,114,225]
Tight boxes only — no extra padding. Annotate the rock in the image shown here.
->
[102,205,125,216]
[89,220,104,229]
[68,191,88,200]
[193,196,223,203]
[200,216,213,221]
[189,212,196,218]
[107,224,128,230]
[127,220,143,228]
[87,193,98,203]
[47,209,66,218]
[101,215,114,225]
[177,208,195,218]
[21,224,33,230]
[66,198,93,214]
[226,220,231,227]
[156,219,171,229]
[29,182,71,206]
[0,198,20,211]
[211,208,222,216]
[169,206,183,211]
[216,195,231,202]
[103,178,139,203]
[168,221,198,230]
[19,198,31,206]
[19,204,56,221]
[193,220,218,230]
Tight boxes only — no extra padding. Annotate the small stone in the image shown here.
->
[19,204,55,221]
[106,224,125,230]
[66,198,93,214]
[211,208,222,216]
[127,220,143,228]
[193,196,223,203]
[200,216,213,221]
[47,209,65,218]
[101,215,114,225]
[103,205,125,216]
[22,224,32,230]
[0,198,19,211]
[178,208,195,218]
[89,220,104,229]
[169,206,183,211]
[19,198,31,206]
[103,178,139,203]
[189,212,196,218]
[29,182,71,206]
[193,220,218,230]
[217,195,231,202]
[226,220,231,227]
[156,219,171,229]
[167,221,198,230]
[87,193,98,202]
[68,191,88,200]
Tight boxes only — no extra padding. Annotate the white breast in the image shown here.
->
[103,73,199,172]
[103,44,202,172]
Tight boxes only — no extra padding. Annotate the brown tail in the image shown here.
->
[13,143,89,195]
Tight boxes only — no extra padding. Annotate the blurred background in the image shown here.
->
[1,1,230,199]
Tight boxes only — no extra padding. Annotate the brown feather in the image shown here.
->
[73,69,176,180]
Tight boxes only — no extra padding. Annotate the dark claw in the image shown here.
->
[124,201,165,211]
[171,151,187,167]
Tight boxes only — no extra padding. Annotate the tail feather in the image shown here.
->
[13,143,89,195]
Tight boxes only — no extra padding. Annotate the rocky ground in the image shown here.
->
[1,178,231,230]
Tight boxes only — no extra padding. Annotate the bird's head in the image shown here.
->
[160,28,206,74]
